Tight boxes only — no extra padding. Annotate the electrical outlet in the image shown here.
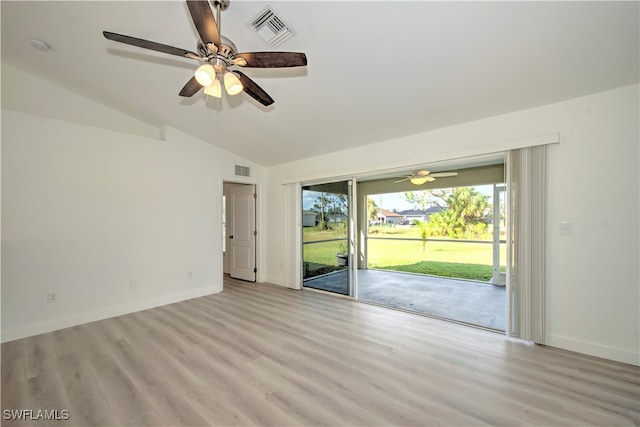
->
[47,292,57,304]
[129,279,137,290]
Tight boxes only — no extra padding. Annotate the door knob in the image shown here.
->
[229,235,234,239]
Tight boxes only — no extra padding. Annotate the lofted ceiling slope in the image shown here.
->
[1,1,638,167]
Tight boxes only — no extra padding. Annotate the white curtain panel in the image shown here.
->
[286,182,303,289]
[507,145,547,343]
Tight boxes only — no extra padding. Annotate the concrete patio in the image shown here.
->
[304,269,506,331]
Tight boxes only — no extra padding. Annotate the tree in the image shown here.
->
[327,194,347,215]
[403,191,432,211]
[311,193,331,229]
[367,197,379,221]
[427,187,490,238]
[413,219,428,251]
[311,193,348,230]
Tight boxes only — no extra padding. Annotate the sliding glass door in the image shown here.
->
[301,180,355,296]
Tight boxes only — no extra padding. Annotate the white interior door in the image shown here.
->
[228,184,256,282]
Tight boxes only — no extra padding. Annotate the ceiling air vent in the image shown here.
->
[247,6,297,47]
[235,165,251,177]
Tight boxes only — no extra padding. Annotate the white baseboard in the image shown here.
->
[546,333,639,366]
[264,274,301,290]
[1,286,222,343]
[264,275,288,287]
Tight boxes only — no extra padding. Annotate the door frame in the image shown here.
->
[222,180,259,283]
[300,178,358,297]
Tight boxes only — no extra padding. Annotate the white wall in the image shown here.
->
[264,84,639,366]
[1,62,159,140]
[1,65,264,341]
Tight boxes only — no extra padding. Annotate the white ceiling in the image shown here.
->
[2,1,638,167]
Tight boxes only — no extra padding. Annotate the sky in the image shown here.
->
[303,184,496,212]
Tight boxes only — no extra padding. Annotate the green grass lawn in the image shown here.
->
[303,225,506,281]
[367,239,506,281]
[377,261,494,281]
[303,239,345,265]
[303,238,349,279]
[367,224,495,240]
[303,224,347,242]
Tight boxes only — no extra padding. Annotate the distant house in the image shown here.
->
[377,208,403,224]
[399,209,427,222]
[302,210,317,227]
[327,213,347,223]
[399,206,444,223]
[426,206,444,216]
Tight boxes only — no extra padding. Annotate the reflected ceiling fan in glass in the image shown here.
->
[394,170,459,186]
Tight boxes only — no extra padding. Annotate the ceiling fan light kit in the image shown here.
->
[195,64,217,87]
[223,71,243,95]
[410,177,429,186]
[204,78,222,98]
[102,0,307,107]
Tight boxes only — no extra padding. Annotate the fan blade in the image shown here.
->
[233,52,307,68]
[233,71,274,106]
[103,31,200,60]
[394,178,410,183]
[430,172,458,178]
[186,0,221,51]
[425,176,436,182]
[179,76,203,97]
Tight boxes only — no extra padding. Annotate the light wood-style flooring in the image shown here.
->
[2,277,639,426]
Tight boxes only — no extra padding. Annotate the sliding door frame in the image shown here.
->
[348,179,358,299]
[300,177,358,297]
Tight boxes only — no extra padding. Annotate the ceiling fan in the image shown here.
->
[103,0,307,107]
[394,170,458,186]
